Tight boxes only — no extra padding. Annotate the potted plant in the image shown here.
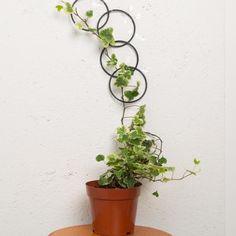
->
[56,1,201,236]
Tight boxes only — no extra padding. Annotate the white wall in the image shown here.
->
[0,0,225,235]
[226,0,236,235]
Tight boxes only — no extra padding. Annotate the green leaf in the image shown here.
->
[99,27,115,48]
[124,81,140,101]
[194,158,201,165]
[150,167,160,177]
[117,179,128,188]
[117,126,127,135]
[152,191,159,197]
[148,155,158,164]
[86,10,93,18]
[107,53,118,67]
[64,2,74,14]
[56,5,64,12]
[117,126,129,143]
[106,154,119,166]
[158,166,175,174]
[75,22,83,30]
[158,157,167,165]
[132,105,146,127]
[115,75,129,87]
[96,154,105,162]
[161,177,170,183]
[124,89,139,101]
[133,116,144,126]
[137,105,146,117]
[129,128,145,141]
[133,145,145,155]
[115,64,134,87]
[114,169,124,180]
[98,175,111,186]
[124,176,136,188]
[142,140,153,151]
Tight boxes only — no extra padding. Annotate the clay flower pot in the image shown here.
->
[86,180,141,236]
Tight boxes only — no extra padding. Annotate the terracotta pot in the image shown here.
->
[86,180,141,236]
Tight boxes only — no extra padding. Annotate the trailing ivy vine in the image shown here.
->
[56,1,200,196]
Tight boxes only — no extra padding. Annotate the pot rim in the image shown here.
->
[86,180,142,190]
[86,180,142,200]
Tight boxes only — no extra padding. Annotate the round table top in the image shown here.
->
[49,224,171,236]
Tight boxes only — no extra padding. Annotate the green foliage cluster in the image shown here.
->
[124,81,140,101]
[96,106,200,194]
[56,2,73,14]
[56,1,201,197]
[96,106,172,188]
[107,54,118,67]
[99,28,116,48]
[107,55,140,101]
[56,1,140,102]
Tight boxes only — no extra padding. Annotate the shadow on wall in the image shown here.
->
[76,195,91,224]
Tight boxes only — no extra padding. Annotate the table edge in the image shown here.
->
[49,224,172,236]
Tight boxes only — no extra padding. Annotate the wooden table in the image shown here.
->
[49,224,172,236]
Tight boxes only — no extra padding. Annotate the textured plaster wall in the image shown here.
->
[226,0,236,235]
[0,0,225,235]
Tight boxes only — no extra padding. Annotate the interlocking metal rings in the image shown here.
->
[100,40,139,78]
[70,1,148,104]
[108,67,148,104]
[96,9,136,48]
[71,0,110,32]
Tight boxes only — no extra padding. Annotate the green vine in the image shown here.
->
[56,1,201,197]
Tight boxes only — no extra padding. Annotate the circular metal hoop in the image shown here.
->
[100,40,139,78]
[109,67,148,104]
[71,0,110,32]
[97,9,136,48]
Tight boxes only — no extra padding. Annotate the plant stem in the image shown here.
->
[73,10,128,126]
[121,88,126,125]
[123,116,134,119]
[73,9,101,38]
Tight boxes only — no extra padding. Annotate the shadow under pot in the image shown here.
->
[86,180,141,236]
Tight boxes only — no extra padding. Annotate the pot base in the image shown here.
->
[93,229,134,236]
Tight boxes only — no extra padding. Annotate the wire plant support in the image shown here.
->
[70,0,163,157]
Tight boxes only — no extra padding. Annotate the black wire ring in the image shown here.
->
[109,67,148,104]
[100,40,139,78]
[145,132,163,157]
[71,0,110,32]
[96,9,136,48]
